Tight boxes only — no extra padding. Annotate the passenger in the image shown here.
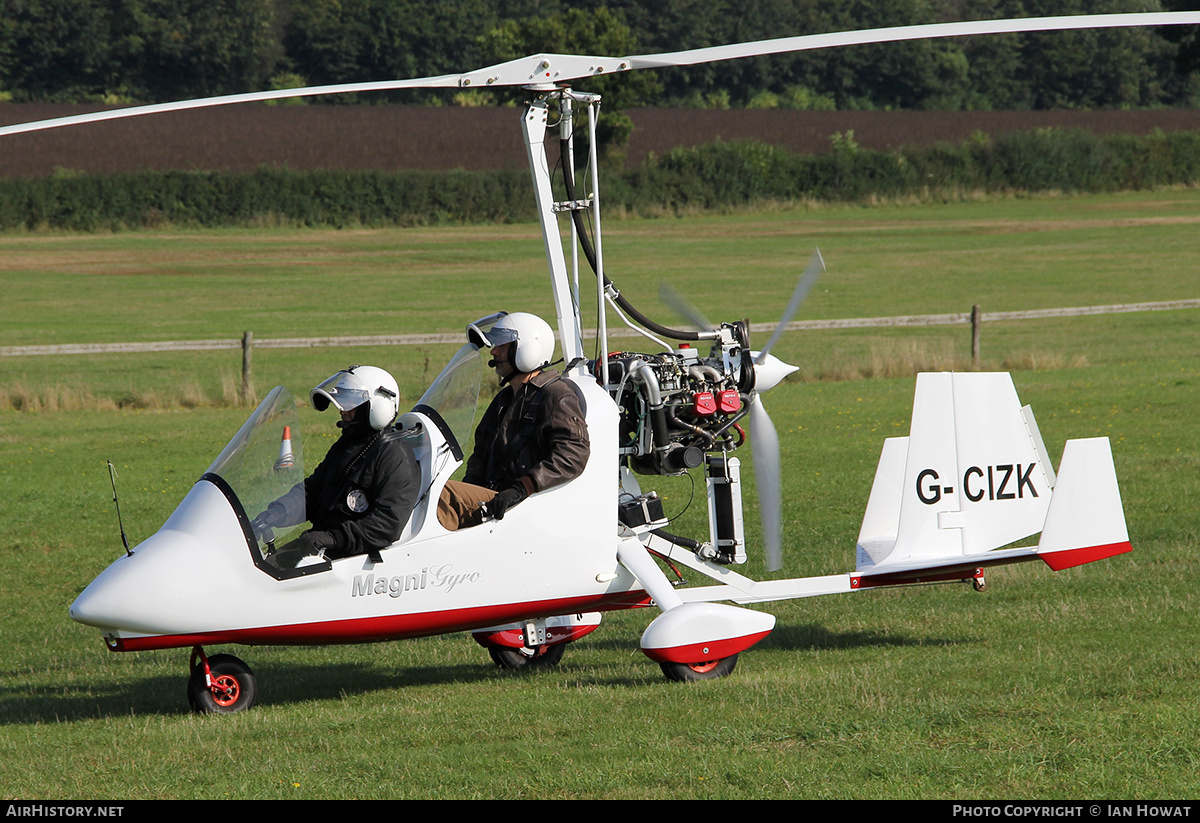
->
[254,365,420,568]
[437,312,590,530]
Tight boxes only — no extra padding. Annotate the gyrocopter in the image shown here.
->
[14,12,1191,712]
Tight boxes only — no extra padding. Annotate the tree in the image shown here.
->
[281,0,498,100]
[138,0,281,99]
[0,0,112,101]
[477,6,662,152]
[1160,0,1200,103]
[0,0,281,102]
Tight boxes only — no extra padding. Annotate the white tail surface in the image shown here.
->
[855,372,1126,581]
[856,436,908,569]
[1036,437,1130,569]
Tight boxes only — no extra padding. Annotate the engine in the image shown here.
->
[601,321,756,476]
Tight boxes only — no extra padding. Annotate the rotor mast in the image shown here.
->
[521,85,606,375]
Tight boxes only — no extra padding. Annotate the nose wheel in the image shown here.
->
[187,647,257,714]
[659,654,739,682]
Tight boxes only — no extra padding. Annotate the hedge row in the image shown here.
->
[2,128,1198,231]
[611,128,1200,211]
[0,167,535,231]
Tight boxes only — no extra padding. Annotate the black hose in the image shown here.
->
[561,138,702,342]
[650,528,702,552]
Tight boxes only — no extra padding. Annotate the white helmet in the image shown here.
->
[475,312,555,374]
[310,365,400,431]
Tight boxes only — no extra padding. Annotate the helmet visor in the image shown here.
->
[465,311,511,349]
[310,372,371,413]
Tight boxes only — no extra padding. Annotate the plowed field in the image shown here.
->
[3,104,1200,178]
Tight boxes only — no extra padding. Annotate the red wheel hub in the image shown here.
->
[210,675,241,707]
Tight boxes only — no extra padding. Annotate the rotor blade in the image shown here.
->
[748,396,783,572]
[0,52,627,137]
[659,281,716,333]
[0,75,459,137]
[622,12,1200,71]
[755,248,824,366]
[3,13,1198,138]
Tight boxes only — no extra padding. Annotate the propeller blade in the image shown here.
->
[756,248,825,366]
[659,281,715,333]
[748,395,783,572]
[3,13,1198,138]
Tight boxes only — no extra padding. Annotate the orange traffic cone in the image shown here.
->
[274,425,295,471]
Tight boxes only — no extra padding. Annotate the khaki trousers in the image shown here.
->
[437,480,498,531]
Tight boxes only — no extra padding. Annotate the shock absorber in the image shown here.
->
[706,453,746,564]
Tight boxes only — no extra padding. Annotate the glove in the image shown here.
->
[305,530,337,551]
[487,486,528,520]
[271,531,335,570]
[250,502,287,540]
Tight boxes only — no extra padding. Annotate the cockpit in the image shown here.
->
[201,313,506,580]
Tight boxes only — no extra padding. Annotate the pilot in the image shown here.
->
[437,312,590,530]
[255,365,420,568]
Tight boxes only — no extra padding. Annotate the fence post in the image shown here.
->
[241,331,254,402]
[971,304,982,367]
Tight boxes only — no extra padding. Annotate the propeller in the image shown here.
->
[659,248,824,572]
[745,249,822,572]
[755,249,824,372]
[658,281,717,337]
[2,13,1198,138]
[748,393,784,572]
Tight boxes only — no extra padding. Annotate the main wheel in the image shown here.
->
[488,642,566,670]
[187,654,257,714]
[659,654,738,682]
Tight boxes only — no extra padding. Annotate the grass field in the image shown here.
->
[1,190,1198,799]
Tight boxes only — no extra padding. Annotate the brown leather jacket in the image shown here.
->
[462,369,590,496]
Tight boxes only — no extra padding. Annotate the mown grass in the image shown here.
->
[3,188,1198,407]
[0,191,1198,799]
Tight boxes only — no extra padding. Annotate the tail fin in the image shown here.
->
[1036,437,1130,569]
[856,372,1128,582]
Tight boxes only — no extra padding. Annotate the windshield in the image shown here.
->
[206,385,308,549]
[412,313,503,456]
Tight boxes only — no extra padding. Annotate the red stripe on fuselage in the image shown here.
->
[107,590,652,652]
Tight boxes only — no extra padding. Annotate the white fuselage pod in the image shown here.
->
[70,479,250,637]
[71,372,648,651]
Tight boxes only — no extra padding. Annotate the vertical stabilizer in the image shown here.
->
[857,373,1055,574]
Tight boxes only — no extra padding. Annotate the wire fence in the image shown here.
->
[4,299,1196,401]
[4,298,1198,398]
[4,299,1196,359]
